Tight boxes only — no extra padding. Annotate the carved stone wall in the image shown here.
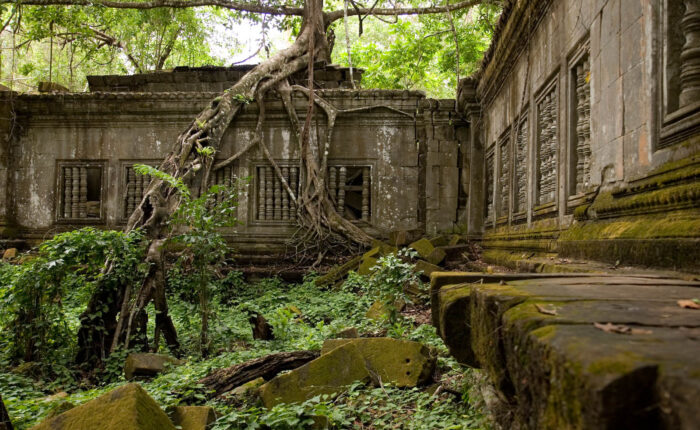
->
[255,164,300,222]
[485,150,495,225]
[58,162,103,221]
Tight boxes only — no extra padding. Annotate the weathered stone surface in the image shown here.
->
[365,300,405,321]
[432,273,700,429]
[30,383,175,430]
[229,377,265,397]
[334,327,359,338]
[169,406,216,430]
[259,342,371,407]
[321,338,435,387]
[414,260,442,277]
[46,401,75,419]
[358,257,378,276]
[409,238,435,259]
[425,247,446,265]
[124,353,183,380]
[2,248,16,260]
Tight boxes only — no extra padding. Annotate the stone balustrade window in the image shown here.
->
[498,135,510,219]
[57,162,104,221]
[536,83,558,207]
[513,115,528,215]
[658,0,700,148]
[328,165,372,222]
[255,164,300,222]
[485,149,495,225]
[569,54,592,196]
[123,164,153,219]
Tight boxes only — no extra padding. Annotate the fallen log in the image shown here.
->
[200,350,320,398]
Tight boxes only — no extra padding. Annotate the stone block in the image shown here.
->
[29,383,175,430]
[408,238,435,259]
[169,406,216,430]
[622,64,643,133]
[620,17,643,73]
[414,259,442,277]
[335,327,359,338]
[600,38,620,89]
[2,248,16,260]
[259,342,371,407]
[426,247,446,265]
[358,257,378,276]
[320,338,435,387]
[229,377,266,398]
[124,353,183,380]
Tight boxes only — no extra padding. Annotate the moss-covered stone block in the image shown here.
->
[414,260,442,277]
[124,353,183,380]
[358,257,378,276]
[30,383,175,430]
[320,338,435,388]
[259,343,371,407]
[365,299,405,321]
[408,238,435,259]
[314,255,362,287]
[169,406,216,430]
[426,247,446,265]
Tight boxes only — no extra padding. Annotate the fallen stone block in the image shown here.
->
[334,327,359,338]
[321,338,435,387]
[414,260,442,277]
[428,235,449,247]
[365,300,405,321]
[426,247,446,265]
[29,383,175,430]
[358,256,378,276]
[229,377,265,397]
[124,353,183,380]
[168,406,216,430]
[439,244,471,263]
[408,238,435,259]
[388,230,409,246]
[2,248,16,260]
[259,342,371,407]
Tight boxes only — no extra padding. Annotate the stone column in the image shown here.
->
[680,0,700,108]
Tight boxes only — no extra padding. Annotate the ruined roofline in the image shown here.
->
[464,0,554,108]
[86,63,365,93]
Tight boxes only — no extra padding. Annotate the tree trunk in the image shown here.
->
[75,0,374,367]
[199,350,320,398]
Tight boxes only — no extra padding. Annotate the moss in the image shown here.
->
[531,325,557,341]
[586,351,645,375]
[408,238,435,258]
[30,383,175,430]
[561,212,700,241]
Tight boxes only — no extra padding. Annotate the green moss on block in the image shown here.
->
[30,383,175,430]
[409,238,435,259]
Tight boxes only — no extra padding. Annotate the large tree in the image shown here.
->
[2,0,495,367]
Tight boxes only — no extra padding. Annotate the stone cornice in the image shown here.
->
[475,0,554,108]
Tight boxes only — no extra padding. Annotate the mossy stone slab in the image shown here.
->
[425,247,447,265]
[408,238,435,259]
[259,343,370,407]
[169,406,216,430]
[358,257,378,276]
[124,353,183,380]
[321,338,435,387]
[30,383,175,430]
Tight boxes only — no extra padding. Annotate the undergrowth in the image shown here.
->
[1,249,489,429]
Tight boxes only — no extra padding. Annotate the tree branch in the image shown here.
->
[325,0,482,22]
[0,0,305,16]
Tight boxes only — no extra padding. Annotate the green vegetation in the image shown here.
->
[1,243,489,429]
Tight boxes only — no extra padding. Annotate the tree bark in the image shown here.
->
[200,350,320,397]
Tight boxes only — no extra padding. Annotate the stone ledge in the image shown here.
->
[431,272,700,429]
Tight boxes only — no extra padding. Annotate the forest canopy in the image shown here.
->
[0,1,500,97]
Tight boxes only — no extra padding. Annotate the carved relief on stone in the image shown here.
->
[256,164,299,222]
[485,151,495,223]
[210,165,235,203]
[574,58,592,194]
[498,138,510,218]
[536,88,558,205]
[680,0,700,108]
[514,118,528,213]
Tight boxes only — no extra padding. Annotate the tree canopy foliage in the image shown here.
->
[1,0,500,96]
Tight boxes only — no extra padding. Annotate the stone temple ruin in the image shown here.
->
[0,65,464,255]
[1,0,700,427]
